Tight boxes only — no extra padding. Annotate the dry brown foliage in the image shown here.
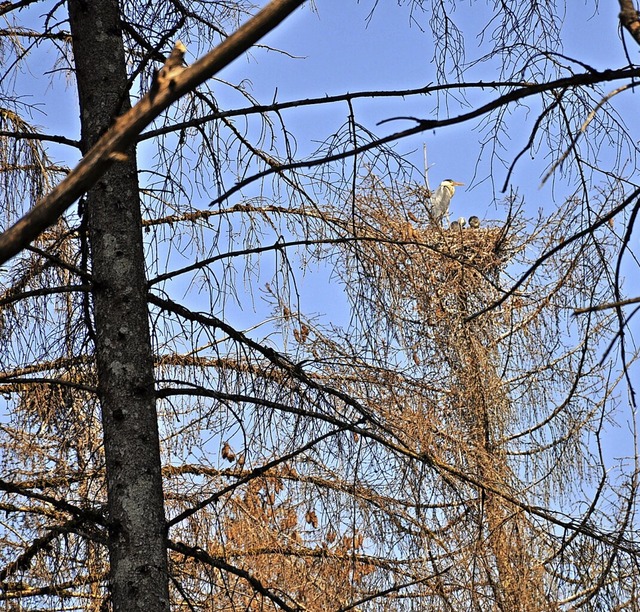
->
[1,0,638,607]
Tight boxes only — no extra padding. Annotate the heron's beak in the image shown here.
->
[452,181,465,186]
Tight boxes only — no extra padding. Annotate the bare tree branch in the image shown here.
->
[168,540,302,612]
[575,295,640,314]
[207,67,640,207]
[0,0,307,266]
[0,0,42,17]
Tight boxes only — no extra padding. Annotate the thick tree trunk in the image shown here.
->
[67,1,170,609]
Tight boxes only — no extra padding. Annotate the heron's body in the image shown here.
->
[429,179,464,226]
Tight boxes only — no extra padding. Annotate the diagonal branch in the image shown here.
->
[206,66,640,208]
[0,518,86,584]
[169,539,301,612]
[0,0,307,266]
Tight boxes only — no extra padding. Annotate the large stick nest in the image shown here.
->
[344,180,518,329]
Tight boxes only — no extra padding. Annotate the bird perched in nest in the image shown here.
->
[428,179,464,227]
[468,215,480,229]
[450,217,466,231]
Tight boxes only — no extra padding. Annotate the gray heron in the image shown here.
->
[450,220,460,231]
[469,215,480,229]
[429,179,464,226]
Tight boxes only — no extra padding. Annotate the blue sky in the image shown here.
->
[22,0,637,224]
[215,0,640,465]
[4,0,639,470]
[209,3,639,277]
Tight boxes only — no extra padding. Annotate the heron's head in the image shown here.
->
[439,179,464,198]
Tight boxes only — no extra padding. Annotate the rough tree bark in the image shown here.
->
[619,0,640,46]
[67,1,170,609]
